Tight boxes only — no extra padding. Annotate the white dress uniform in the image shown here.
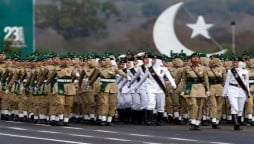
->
[127,69,140,110]
[137,58,176,125]
[222,64,249,116]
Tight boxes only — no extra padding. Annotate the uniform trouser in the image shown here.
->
[186,97,205,120]
[38,96,49,115]
[72,93,82,116]
[171,92,180,112]
[171,92,188,117]
[0,92,2,109]
[228,96,246,116]
[208,95,224,120]
[97,92,117,117]
[48,95,64,116]
[1,94,9,110]
[117,92,124,109]
[80,91,96,115]
[222,98,231,118]
[147,93,165,113]
[18,94,29,114]
[165,94,172,114]
[139,89,148,110]
[121,93,132,108]
[245,96,253,116]
[64,95,74,118]
[27,95,33,114]
[131,93,141,110]
[8,93,17,111]
[32,96,40,116]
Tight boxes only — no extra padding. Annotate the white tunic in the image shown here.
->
[222,68,249,98]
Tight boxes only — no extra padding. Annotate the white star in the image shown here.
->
[186,16,214,39]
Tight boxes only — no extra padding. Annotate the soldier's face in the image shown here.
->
[143,58,148,64]
[61,59,68,66]
[118,63,125,69]
[232,61,239,68]
[100,60,106,66]
[191,56,200,64]
[151,58,156,65]
[126,61,132,68]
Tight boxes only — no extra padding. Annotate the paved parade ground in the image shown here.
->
[0,121,253,144]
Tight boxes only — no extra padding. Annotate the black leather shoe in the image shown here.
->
[100,121,106,126]
[106,122,113,126]
[234,124,242,131]
[189,124,200,130]
[212,123,221,129]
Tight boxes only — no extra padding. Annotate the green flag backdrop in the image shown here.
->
[0,0,34,56]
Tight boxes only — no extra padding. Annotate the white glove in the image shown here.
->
[5,89,9,94]
[75,72,80,78]
[127,76,131,81]
[206,91,210,96]
[180,92,184,96]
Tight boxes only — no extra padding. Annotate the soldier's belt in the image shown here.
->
[100,78,116,83]
[57,79,72,83]
[209,80,221,84]
[229,83,241,88]
[186,77,204,83]
[249,80,254,86]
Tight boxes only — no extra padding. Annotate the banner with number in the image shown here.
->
[0,0,34,56]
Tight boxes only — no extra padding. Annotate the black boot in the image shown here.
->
[143,109,148,124]
[232,114,241,130]
[124,108,132,123]
[246,119,254,126]
[131,110,137,124]
[117,109,124,122]
[156,112,164,126]
[136,110,143,124]
[146,110,153,126]
[238,116,246,126]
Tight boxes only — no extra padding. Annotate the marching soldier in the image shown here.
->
[222,57,233,122]
[182,53,210,130]
[207,55,226,129]
[128,53,152,125]
[169,55,186,124]
[0,52,7,119]
[118,59,132,123]
[79,55,100,124]
[89,54,129,126]
[137,55,176,126]
[222,57,250,130]
[47,55,76,126]
[245,55,254,125]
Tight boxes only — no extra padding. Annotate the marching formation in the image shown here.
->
[0,50,253,131]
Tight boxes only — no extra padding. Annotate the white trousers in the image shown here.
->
[131,93,141,110]
[140,89,149,110]
[228,96,246,116]
[147,92,165,112]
